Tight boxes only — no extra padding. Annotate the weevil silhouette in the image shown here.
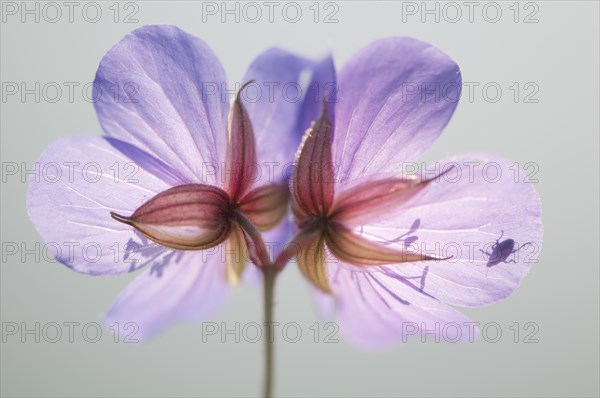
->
[480,230,532,267]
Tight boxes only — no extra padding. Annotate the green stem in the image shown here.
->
[263,266,277,398]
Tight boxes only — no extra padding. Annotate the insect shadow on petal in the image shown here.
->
[385,219,428,291]
[382,219,421,247]
[480,230,532,269]
[368,219,429,293]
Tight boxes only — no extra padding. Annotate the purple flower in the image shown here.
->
[27,27,543,353]
[27,25,311,339]
[284,37,543,347]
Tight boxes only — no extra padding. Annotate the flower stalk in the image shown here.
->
[262,265,277,398]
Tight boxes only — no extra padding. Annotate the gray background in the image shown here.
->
[1,1,599,397]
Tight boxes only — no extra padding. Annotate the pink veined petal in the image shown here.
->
[104,249,229,340]
[238,183,290,232]
[241,48,311,183]
[332,176,426,226]
[326,222,443,266]
[292,103,335,218]
[93,25,229,185]
[328,258,476,348]
[111,183,231,251]
[226,82,258,201]
[27,135,172,275]
[358,154,543,307]
[333,37,462,184]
